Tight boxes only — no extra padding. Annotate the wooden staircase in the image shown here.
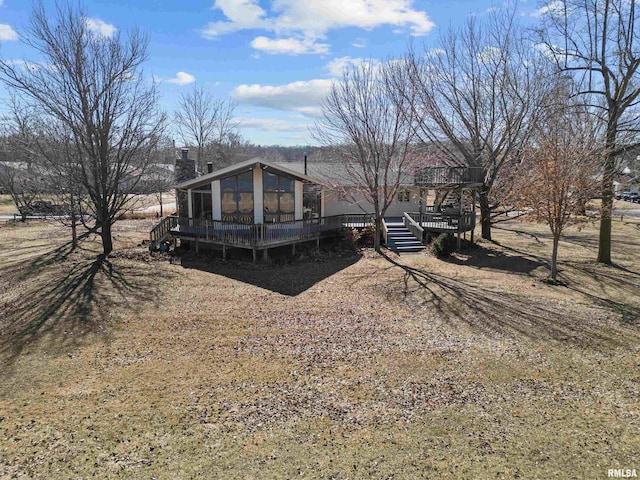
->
[384,218,425,254]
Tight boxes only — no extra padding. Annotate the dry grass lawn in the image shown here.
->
[0,216,638,479]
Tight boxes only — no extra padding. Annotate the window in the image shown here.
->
[263,171,295,222]
[192,189,213,219]
[220,170,254,223]
[397,189,410,202]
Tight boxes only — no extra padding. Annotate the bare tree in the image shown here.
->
[174,85,238,174]
[513,86,601,280]
[0,102,44,221]
[315,61,417,252]
[389,7,549,241]
[0,2,166,255]
[536,0,640,264]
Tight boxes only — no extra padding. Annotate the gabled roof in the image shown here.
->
[280,162,416,186]
[174,157,320,190]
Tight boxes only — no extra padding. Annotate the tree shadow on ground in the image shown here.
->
[0,242,172,366]
[561,261,640,325]
[356,253,639,350]
[446,242,547,275]
[178,249,362,296]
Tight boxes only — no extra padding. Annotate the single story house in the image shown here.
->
[149,154,484,259]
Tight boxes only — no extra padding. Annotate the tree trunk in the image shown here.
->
[479,189,492,241]
[597,150,615,264]
[71,213,77,249]
[551,233,560,280]
[374,215,382,252]
[101,222,113,256]
[159,191,163,218]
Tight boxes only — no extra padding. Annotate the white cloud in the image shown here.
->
[477,46,503,64]
[251,36,329,55]
[325,56,380,77]
[232,79,334,116]
[5,60,41,70]
[166,71,196,85]
[532,0,565,17]
[85,18,117,38]
[237,117,304,132]
[351,38,366,48]
[202,0,435,55]
[0,24,18,41]
[201,0,269,37]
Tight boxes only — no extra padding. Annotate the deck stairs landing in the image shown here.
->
[384,218,425,254]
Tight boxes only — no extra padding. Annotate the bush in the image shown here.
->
[358,225,376,246]
[431,233,455,258]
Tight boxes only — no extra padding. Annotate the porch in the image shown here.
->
[150,214,374,262]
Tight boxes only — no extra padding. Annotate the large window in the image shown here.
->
[192,190,213,219]
[263,171,295,222]
[221,170,254,223]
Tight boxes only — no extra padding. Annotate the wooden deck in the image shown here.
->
[150,214,375,254]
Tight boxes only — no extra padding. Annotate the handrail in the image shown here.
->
[381,217,388,245]
[414,166,485,186]
[149,215,178,249]
[403,212,424,243]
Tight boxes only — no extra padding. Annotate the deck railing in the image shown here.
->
[153,213,375,248]
[403,212,424,241]
[406,211,476,231]
[414,167,485,186]
[150,215,179,249]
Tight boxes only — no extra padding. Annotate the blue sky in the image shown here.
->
[0,0,542,146]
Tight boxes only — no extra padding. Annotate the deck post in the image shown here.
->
[316,237,320,250]
[252,248,257,264]
[471,190,477,244]
[195,236,199,254]
[263,248,268,261]
[292,243,296,255]
[222,244,227,261]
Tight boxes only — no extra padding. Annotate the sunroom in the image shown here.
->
[149,159,362,260]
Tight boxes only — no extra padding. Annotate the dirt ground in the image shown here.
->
[0,217,638,479]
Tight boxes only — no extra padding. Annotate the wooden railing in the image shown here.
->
[149,215,179,249]
[152,214,375,248]
[406,211,476,231]
[403,212,424,241]
[414,167,484,186]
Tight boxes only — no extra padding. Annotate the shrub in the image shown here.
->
[358,225,376,246]
[431,233,455,258]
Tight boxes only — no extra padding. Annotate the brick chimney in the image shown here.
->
[175,148,196,218]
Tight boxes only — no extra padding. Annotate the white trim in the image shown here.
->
[175,157,319,190]
[295,180,303,221]
[253,165,264,224]
[212,180,221,221]
[187,188,193,218]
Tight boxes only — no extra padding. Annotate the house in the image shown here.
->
[149,154,484,260]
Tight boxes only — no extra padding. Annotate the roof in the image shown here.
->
[280,162,416,186]
[174,157,320,190]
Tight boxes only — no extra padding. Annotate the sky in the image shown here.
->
[0,0,545,146]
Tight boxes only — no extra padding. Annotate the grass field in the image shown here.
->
[0,217,638,479]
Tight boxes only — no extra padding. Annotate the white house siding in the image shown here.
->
[322,187,423,217]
